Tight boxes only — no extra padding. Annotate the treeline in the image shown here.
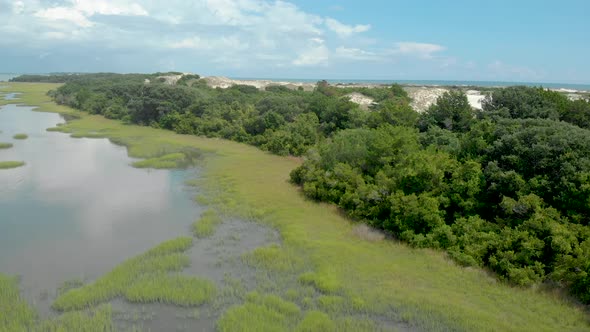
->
[20,73,590,302]
[45,74,411,156]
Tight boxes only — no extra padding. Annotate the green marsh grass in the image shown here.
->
[243,244,304,273]
[124,274,216,306]
[217,292,381,332]
[296,311,335,332]
[298,272,341,294]
[36,305,114,332]
[217,292,301,332]
[5,82,590,331]
[12,133,28,139]
[57,278,85,295]
[192,209,222,238]
[0,161,25,169]
[52,237,197,311]
[0,274,36,331]
[0,142,12,149]
[1,273,114,331]
[132,152,187,169]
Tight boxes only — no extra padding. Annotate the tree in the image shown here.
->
[481,86,564,120]
[419,90,474,132]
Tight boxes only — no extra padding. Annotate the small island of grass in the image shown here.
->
[13,133,28,140]
[132,152,188,169]
[0,161,25,169]
[0,142,13,149]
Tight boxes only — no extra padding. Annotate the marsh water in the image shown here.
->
[0,103,279,330]
[0,104,201,309]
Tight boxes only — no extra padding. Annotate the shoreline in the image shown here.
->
[228,76,590,92]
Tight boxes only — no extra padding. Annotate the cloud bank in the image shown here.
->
[0,0,545,81]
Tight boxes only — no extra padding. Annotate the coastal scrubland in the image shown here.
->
[0,80,589,331]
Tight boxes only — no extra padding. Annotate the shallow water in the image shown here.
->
[3,92,21,100]
[0,104,204,315]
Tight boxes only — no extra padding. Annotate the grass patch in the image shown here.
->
[296,311,335,332]
[52,237,197,311]
[243,244,304,273]
[0,142,13,149]
[57,278,85,295]
[0,161,25,169]
[124,274,216,306]
[46,126,65,132]
[36,305,114,331]
[0,274,36,331]
[217,293,301,332]
[132,152,187,169]
[12,133,28,139]
[5,82,590,331]
[298,272,341,294]
[317,295,346,313]
[192,209,222,238]
[0,273,113,331]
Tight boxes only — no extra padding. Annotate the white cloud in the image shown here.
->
[1,0,469,74]
[12,1,24,14]
[293,38,329,66]
[203,0,263,25]
[168,35,248,51]
[335,46,379,61]
[34,0,148,28]
[35,7,94,28]
[391,42,446,59]
[325,17,370,37]
[73,0,149,16]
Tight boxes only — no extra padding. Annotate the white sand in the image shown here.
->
[345,92,375,109]
[466,90,485,110]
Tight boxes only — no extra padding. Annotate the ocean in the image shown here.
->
[1,73,589,91]
[233,77,590,91]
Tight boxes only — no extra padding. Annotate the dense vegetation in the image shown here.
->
[293,87,590,302]
[31,73,590,302]
[43,74,409,156]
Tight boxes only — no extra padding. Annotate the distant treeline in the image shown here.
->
[16,72,590,303]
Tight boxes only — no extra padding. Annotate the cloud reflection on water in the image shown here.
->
[0,105,200,313]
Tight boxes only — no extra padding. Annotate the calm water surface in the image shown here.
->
[0,104,202,312]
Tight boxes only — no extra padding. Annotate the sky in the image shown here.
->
[0,0,588,83]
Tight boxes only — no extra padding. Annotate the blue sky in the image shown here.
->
[0,0,588,83]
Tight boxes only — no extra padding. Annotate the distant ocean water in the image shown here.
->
[234,77,590,92]
[1,73,589,91]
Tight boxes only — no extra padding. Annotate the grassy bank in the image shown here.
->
[0,142,13,149]
[1,83,589,331]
